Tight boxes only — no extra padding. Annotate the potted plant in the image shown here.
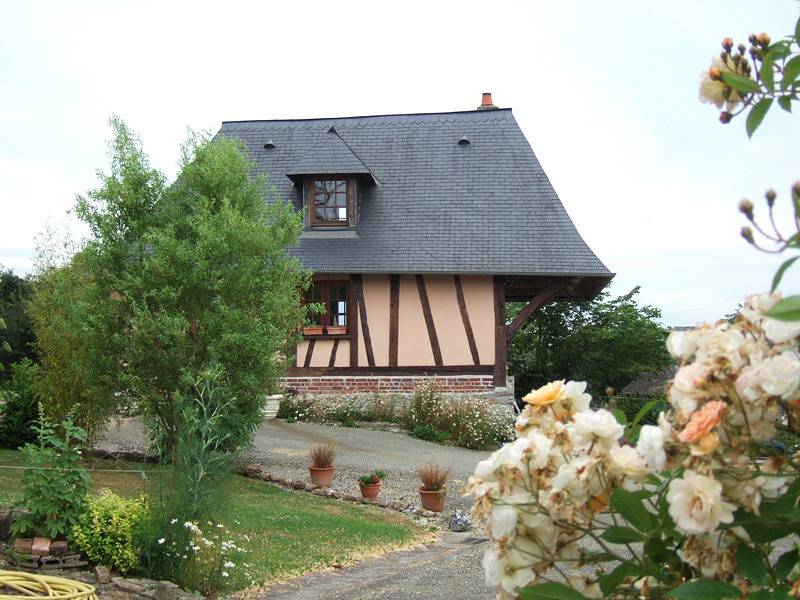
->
[262,393,283,419]
[326,325,347,335]
[303,325,323,336]
[358,470,385,501]
[308,444,336,488]
[417,463,451,512]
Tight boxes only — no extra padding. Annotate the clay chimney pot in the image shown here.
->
[477,92,498,110]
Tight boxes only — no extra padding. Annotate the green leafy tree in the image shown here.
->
[508,287,671,397]
[0,268,35,376]
[74,118,308,452]
[0,358,41,448]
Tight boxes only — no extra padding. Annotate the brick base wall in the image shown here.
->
[280,375,495,395]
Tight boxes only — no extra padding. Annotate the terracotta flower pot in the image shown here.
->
[309,466,335,487]
[304,326,323,336]
[326,326,347,335]
[360,482,381,501]
[419,487,446,513]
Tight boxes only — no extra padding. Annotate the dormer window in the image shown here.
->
[304,177,356,227]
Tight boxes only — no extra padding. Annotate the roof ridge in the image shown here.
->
[221,107,513,125]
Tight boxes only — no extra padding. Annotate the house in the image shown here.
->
[216,94,613,399]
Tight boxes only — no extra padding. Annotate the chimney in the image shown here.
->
[477,92,498,110]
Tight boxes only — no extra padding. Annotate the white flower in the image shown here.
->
[608,445,649,480]
[669,362,706,416]
[738,351,800,400]
[222,572,229,578]
[667,329,699,360]
[520,431,553,471]
[568,574,603,599]
[170,518,178,524]
[762,317,800,344]
[637,424,667,472]
[563,380,592,413]
[667,470,735,535]
[488,504,518,540]
[569,409,623,450]
[741,291,800,343]
[699,55,744,110]
[157,538,165,545]
[223,561,235,569]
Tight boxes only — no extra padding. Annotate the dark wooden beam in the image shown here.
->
[388,274,400,367]
[303,339,316,368]
[506,284,563,342]
[493,275,507,388]
[415,274,443,367]
[328,339,339,368]
[287,365,493,377]
[348,276,359,367]
[453,275,480,365]
[354,274,375,367]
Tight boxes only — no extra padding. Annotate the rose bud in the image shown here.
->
[738,43,746,55]
[722,37,734,51]
[738,199,754,219]
[757,32,771,46]
[709,66,722,81]
[765,189,776,206]
[719,111,733,124]
[741,226,755,244]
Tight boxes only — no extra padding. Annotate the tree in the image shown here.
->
[72,118,309,452]
[507,287,671,397]
[0,268,36,377]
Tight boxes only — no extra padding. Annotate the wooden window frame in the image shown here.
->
[303,280,351,338]
[307,177,353,227]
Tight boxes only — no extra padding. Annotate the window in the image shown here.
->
[310,179,350,226]
[303,281,349,335]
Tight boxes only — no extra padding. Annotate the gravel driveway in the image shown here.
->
[96,417,490,512]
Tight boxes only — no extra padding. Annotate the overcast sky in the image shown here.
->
[1,0,799,326]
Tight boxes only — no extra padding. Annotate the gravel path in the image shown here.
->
[95,417,490,513]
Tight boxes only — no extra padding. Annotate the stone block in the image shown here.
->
[94,565,112,584]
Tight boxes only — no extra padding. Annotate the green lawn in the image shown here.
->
[0,449,426,589]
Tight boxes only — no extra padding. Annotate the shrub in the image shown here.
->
[404,382,514,450]
[417,463,450,492]
[0,359,41,449]
[277,394,315,421]
[11,407,91,538]
[71,490,146,574]
[409,425,450,444]
[0,268,35,375]
[309,443,335,468]
[358,470,386,486]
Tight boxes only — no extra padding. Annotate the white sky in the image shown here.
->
[1,0,799,326]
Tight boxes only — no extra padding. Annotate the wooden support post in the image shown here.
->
[348,276,359,367]
[493,275,507,388]
[389,274,400,367]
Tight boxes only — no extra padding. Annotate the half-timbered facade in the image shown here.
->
[217,94,613,397]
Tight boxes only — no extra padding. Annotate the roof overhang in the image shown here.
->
[285,170,380,186]
[504,274,614,302]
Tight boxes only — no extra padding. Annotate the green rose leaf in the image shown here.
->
[761,54,775,93]
[736,544,769,585]
[519,582,589,600]
[601,526,645,544]
[599,563,642,596]
[722,72,761,93]
[748,585,792,600]
[746,98,773,138]
[774,548,799,581]
[771,256,798,292]
[611,408,628,425]
[667,580,741,599]
[764,295,800,321]
[782,55,800,89]
[610,488,654,532]
[778,96,793,113]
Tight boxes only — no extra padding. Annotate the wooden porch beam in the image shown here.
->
[505,284,563,342]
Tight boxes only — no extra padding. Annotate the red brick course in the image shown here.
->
[280,375,494,394]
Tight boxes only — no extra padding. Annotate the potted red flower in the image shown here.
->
[308,443,336,488]
[417,463,451,513]
[358,470,386,501]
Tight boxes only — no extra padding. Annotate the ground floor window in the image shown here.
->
[304,281,348,335]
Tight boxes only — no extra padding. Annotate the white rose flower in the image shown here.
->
[482,546,506,588]
[608,445,649,480]
[667,329,699,360]
[568,574,603,599]
[637,425,666,472]
[569,409,623,450]
[488,504,518,540]
[699,55,744,109]
[740,291,800,343]
[669,361,706,416]
[757,351,800,398]
[563,380,592,413]
[522,431,553,471]
[667,470,735,535]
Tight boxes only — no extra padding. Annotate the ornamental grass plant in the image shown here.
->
[309,443,335,469]
[417,463,450,492]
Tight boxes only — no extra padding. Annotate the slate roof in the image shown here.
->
[217,108,612,284]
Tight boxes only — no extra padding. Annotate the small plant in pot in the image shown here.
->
[417,463,451,513]
[308,443,336,488]
[358,470,385,501]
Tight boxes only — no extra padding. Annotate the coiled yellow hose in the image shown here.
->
[0,570,97,599]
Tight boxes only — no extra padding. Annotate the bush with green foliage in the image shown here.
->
[508,287,672,398]
[0,359,41,449]
[69,118,309,453]
[27,259,116,439]
[409,425,450,444]
[0,268,35,376]
[11,407,90,538]
[71,490,146,574]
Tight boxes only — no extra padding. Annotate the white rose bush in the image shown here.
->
[466,299,800,599]
[466,15,800,600]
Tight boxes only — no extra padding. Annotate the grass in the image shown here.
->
[0,449,427,589]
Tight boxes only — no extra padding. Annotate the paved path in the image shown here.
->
[254,532,493,600]
[97,417,490,512]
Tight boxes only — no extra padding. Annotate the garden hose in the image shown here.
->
[0,570,97,600]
